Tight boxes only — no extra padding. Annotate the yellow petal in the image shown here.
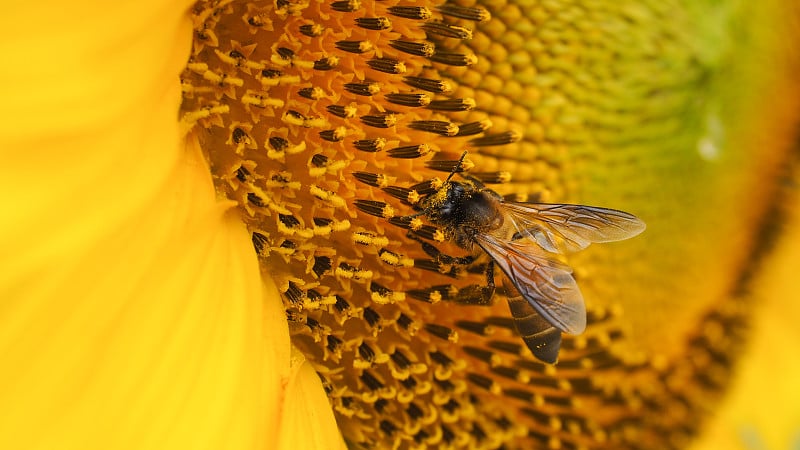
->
[690,192,800,450]
[0,1,340,449]
[277,345,347,450]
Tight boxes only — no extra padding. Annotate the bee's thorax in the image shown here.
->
[423,181,504,247]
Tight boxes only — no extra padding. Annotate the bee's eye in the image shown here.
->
[433,184,465,219]
[448,183,464,199]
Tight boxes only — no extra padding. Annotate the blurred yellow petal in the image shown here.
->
[0,1,340,449]
[691,181,800,450]
[276,345,348,450]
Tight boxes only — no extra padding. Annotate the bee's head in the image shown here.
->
[423,180,474,225]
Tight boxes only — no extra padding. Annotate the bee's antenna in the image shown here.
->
[445,151,469,183]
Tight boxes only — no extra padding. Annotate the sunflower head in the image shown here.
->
[180,0,800,448]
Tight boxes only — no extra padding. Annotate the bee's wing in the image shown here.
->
[503,277,562,363]
[503,202,646,253]
[475,234,586,335]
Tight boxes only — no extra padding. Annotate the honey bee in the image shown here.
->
[410,152,645,363]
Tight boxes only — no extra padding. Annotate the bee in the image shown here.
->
[408,152,646,363]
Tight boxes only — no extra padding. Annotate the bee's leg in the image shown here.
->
[451,260,496,306]
[449,254,476,265]
[406,230,462,278]
[452,285,493,305]
[393,211,424,223]
[481,259,496,303]
[405,230,474,265]
[405,230,442,259]
[484,259,495,293]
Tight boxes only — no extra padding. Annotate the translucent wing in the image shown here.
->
[503,202,646,253]
[475,234,586,335]
[503,277,562,364]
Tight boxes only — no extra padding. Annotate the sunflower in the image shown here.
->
[1,0,799,449]
[0,2,342,448]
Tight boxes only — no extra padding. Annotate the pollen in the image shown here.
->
[181,0,751,448]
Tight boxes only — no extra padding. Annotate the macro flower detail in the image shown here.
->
[179,0,800,449]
